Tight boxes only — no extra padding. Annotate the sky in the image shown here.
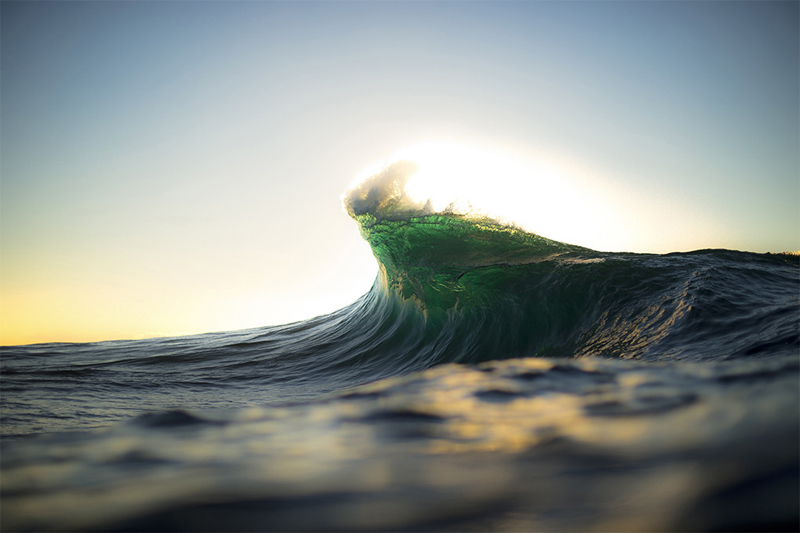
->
[1,1,798,346]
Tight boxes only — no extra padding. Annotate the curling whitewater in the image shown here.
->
[2,163,799,531]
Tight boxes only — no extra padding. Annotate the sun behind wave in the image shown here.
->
[344,141,624,250]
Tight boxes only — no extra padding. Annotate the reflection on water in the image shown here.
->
[3,355,797,532]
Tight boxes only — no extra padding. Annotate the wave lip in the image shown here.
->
[343,159,587,310]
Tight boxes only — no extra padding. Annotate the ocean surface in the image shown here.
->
[2,166,799,531]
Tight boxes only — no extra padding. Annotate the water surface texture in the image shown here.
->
[2,166,798,531]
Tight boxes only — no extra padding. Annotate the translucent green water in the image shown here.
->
[354,212,584,310]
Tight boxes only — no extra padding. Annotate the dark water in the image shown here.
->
[2,196,799,531]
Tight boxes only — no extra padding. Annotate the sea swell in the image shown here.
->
[343,212,799,366]
[2,175,798,436]
[1,161,799,531]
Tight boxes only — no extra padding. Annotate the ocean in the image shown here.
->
[2,165,799,531]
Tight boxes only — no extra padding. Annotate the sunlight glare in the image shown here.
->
[369,141,625,250]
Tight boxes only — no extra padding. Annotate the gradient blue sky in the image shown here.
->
[2,1,798,344]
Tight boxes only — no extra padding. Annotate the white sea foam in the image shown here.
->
[342,142,533,223]
[342,141,624,248]
[342,159,431,219]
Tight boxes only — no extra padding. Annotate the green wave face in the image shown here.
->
[344,160,587,311]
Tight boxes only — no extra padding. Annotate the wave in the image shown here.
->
[2,157,798,532]
[7,160,795,403]
[333,159,800,366]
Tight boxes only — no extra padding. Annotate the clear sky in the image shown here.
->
[2,1,798,345]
